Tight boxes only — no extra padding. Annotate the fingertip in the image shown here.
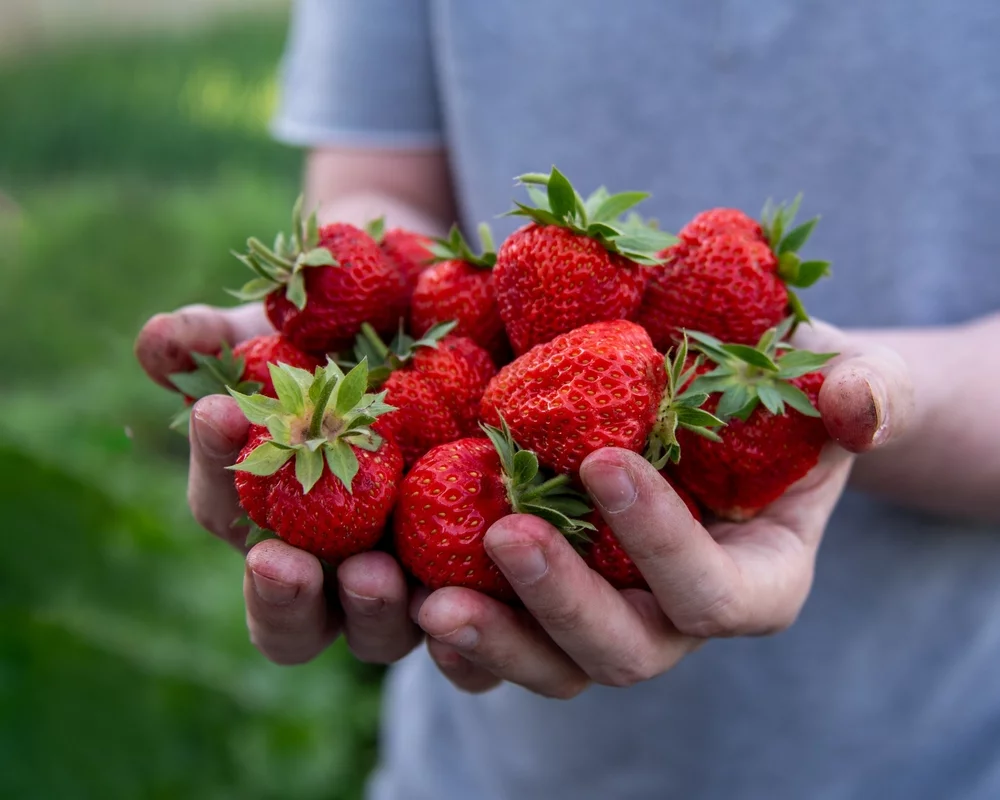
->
[484,513,559,551]
[417,586,485,637]
[819,364,885,453]
[191,395,249,460]
[337,551,408,605]
[247,539,324,596]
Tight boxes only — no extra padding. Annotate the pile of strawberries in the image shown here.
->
[168,167,835,599]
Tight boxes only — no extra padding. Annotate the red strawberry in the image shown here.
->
[229,359,403,565]
[637,197,831,350]
[230,197,407,355]
[366,217,434,295]
[394,421,593,602]
[584,478,702,591]
[166,335,320,433]
[480,320,723,476]
[495,167,676,355]
[344,322,497,467]
[411,224,511,364]
[671,321,837,520]
[678,207,765,242]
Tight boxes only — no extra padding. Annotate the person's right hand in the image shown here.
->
[135,303,424,665]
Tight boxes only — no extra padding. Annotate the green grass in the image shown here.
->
[0,12,384,800]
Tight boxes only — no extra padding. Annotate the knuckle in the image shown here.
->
[674,591,746,638]
[536,600,586,635]
[589,650,657,688]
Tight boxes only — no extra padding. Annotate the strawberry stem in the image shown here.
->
[519,474,571,503]
[308,375,338,439]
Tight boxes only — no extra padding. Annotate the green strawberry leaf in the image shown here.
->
[335,360,369,416]
[776,349,838,378]
[778,218,817,255]
[365,215,386,243]
[245,523,280,549]
[168,406,192,435]
[511,449,539,485]
[268,363,305,415]
[227,277,277,302]
[305,211,320,250]
[772,381,822,417]
[300,247,338,267]
[324,440,359,493]
[546,167,578,220]
[793,260,832,288]
[294,447,325,494]
[286,271,307,310]
[721,343,779,371]
[227,389,283,426]
[756,383,785,416]
[168,369,222,399]
[229,441,295,476]
[716,385,753,421]
[591,191,650,223]
[264,414,291,444]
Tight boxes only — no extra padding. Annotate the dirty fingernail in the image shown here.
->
[436,625,479,650]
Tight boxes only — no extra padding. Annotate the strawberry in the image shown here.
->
[230,197,407,355]
[343,322,496,467]
[678,207,765,242]
[394,421,593,601]
[228,359,403,565]
[166,335,320,433]
[365,216,434,296]
[410,223,511,364]
[637,197,832,350]
[495,167,676,355]
[671,320,837,520]
[480,320,723,476]
[584,478,702,591]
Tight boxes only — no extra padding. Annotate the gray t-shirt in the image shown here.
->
[274,2,1000,798]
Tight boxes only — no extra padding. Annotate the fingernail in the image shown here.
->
[343,588,386,616]
[584,463,637,513]
[436,625,479,650]
[491,543,548,584]
[251,570,298,606]
[864,377,890,445]
[193,410,237,459]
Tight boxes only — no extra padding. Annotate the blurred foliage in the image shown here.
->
[0,12,384,800]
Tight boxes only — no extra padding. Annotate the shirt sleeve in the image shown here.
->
[271,0,444,148]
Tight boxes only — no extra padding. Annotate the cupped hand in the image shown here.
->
[415,321,915,697]
[134,303,423,665]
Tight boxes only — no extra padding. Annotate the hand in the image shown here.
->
[135,303,423,665]
[414,320,915,697]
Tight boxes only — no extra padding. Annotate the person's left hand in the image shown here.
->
[413,322,915,697]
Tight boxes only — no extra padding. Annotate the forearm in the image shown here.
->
[303,147,456,236]
[848,312,1000,521]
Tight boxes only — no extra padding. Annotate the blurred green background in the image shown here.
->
[0,5,385,798]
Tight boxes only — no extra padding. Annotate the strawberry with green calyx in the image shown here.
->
[393,419,594,602]
[480,320,724,477]
[342,320,496,467]
[495,166,677,355]
[671,319,839,521]
[229,196,407,355]
[365,215,434,296]
[166,334,321,434]
[637,195,832,350]
[410,223,511,363]
[227,358,403,565]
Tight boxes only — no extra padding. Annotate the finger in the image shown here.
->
[244,539,339,665]
[580,448,748,637]
[484,516,697,688]
[188,394,250,547]
[425,639,503,694]
[418,585,590,698]
[337,552,423,664]
[135,303,272,389]
[792,319,914,453]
